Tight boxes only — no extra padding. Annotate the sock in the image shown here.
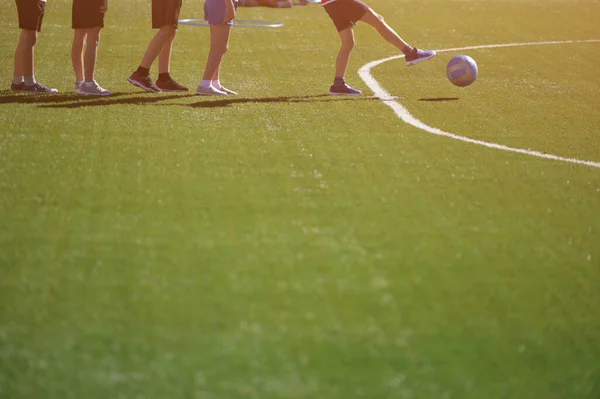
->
[158,72,171,82]
[402,45,414,55]
[333,77,345,86]
[84,81,95,87]
[24,76,36,86]
[13,76,24,85]
[75,80,84,85]
[211,80,222,89]
[136,66,150,77]
[200,79,212,89]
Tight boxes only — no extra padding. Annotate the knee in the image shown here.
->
[21,31,37,46]
[372,12,385,26]
[341,37,355,51]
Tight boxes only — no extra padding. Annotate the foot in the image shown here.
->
[218,86,238,95]
[78,81,112,96]
[74,81,84,94]
[405,48,436,66]
[196,85,227,96]
[329,83,361,96]
[11,82,25,92]
[128,72,161,93]
[156,78,189,92]
[20,82,59,94]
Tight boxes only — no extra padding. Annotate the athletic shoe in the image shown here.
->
[78,81,112,96]
[156,78,189,92]
[11,82,25,91]
[196,85,227,96]
[127,72,161,93]
[218,86,238,95]
[405,48,437,66]
[20,82,59,94]
[74,81,84,94]
[329,83,362,96]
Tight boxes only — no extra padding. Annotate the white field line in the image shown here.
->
[358,39,600,168]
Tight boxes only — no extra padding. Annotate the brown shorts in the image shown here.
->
[152,0,182,28]
[324,0,369,32]
[72,0,105,29]
[16,0,45,32]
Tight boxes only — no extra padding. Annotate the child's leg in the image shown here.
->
[201,24,231,82]
[71,29,87,82]
[139,25,177,70]
[83,27,101,82]
[14,30,37,79]
[158,27,177,75]
[359,9,411,53]
[334,27,355,80]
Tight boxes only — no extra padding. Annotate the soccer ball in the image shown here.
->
[447,55,478,87]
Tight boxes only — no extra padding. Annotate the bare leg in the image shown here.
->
[335,27,355,79]
[14,30,37,78]
[158,28,177,74]
[360,9,411,53]
[139,25,177,69]
[202,24,231,81]
[84,28,101,82]
[72,29,87,82]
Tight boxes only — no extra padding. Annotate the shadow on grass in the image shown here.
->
[188,94,378,108]
[418,97,459,102]
[38,93,196,108]
[0,91,378,108]
[0,91,136,105]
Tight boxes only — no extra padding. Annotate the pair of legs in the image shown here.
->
[139,25,178,76]
[334,8,412,79]
[201,23,232,87]
[71,27,101,83]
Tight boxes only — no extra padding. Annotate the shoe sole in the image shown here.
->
[195,92,227,96]
[406,53,437,67]
[78,92,112,96]
[127,77,161,93]
[328,92,362,96]
[157,88,190,92]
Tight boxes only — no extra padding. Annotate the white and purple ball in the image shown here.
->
[447,55,478,87]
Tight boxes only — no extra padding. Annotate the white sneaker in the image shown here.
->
[79,81,112,96]
[218,86,238,95]
[196,84,227,96]
[74,81,84,94]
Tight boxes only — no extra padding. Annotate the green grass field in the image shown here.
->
[1,0,600,398]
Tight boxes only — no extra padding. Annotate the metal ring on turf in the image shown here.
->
[178,19,284,28]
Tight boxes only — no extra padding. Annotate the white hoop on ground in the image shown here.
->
[358,39,600,169]
[178,19,284,28]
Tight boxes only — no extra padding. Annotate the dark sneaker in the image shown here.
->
[156,78,189,92]
[329,83,362,96]
[21,82,59,94]
[127,72,161,92]
[11,82,25,91]
[405,48,436,66]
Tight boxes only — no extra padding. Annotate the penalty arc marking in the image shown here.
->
[358,40,600,169]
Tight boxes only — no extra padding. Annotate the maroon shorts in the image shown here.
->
[152,0,182,28]
[16,0,45,32]
[72,0,105,29]
[324,0,369,32]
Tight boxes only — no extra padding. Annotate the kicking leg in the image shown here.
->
[360,8,436,66]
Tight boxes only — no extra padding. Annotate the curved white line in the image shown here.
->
[358,39,600,168]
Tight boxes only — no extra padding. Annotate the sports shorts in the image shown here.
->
[16,0,46,32]
[152,0,182,28]
[204,0,239,25]
[323,0,369,32]
[72,0,105,29]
